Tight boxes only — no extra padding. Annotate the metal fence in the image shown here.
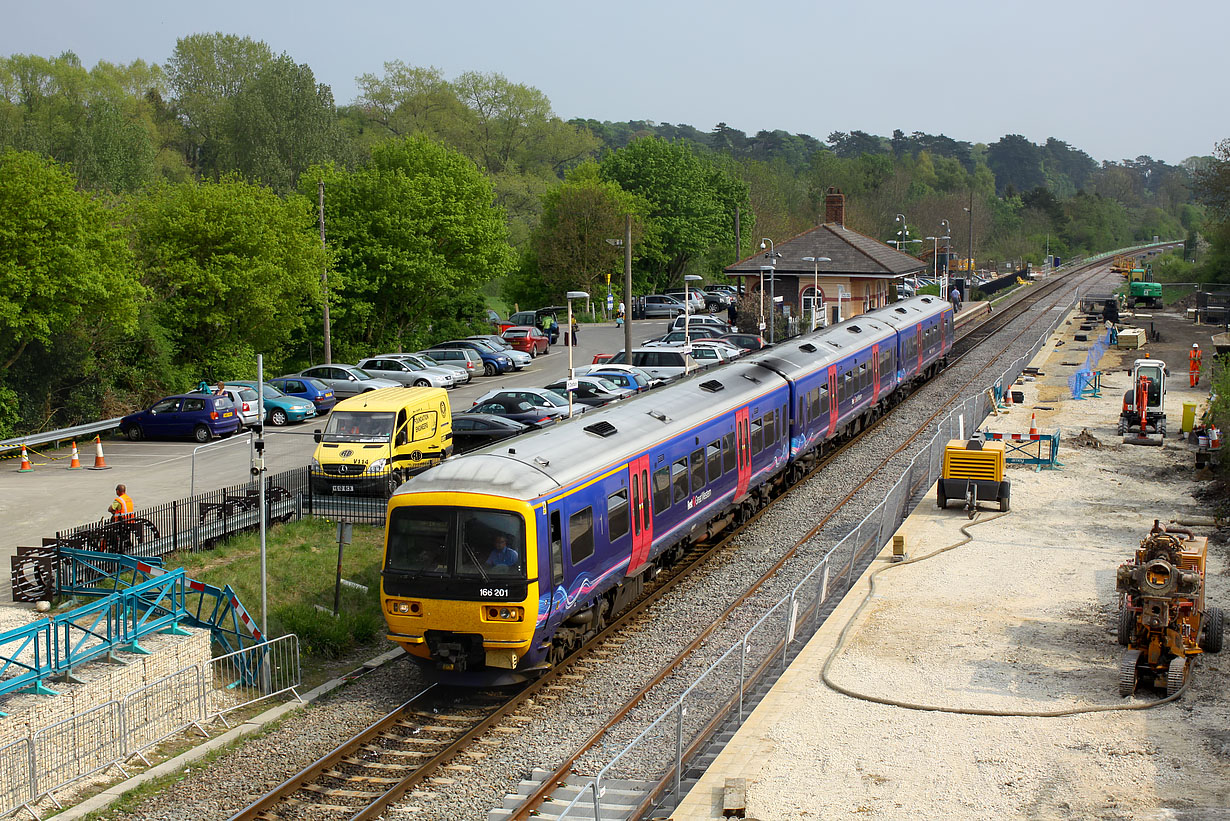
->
[1,633,299,819]
[554,271,1076,818]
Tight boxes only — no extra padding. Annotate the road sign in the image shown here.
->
[606,293,614,310]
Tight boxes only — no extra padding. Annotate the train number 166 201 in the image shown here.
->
[480,588,510,598]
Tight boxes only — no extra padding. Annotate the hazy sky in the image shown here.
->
[5,0,1224,165]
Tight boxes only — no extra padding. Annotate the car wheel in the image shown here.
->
[193,425,211,443]
[484,362,497,376]
[529,348,537,359]
[414,379,430,387]
[270,408,288,426]
[126,426,143,442]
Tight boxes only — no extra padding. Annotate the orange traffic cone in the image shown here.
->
[88,435,111,471]
[1004,387,1013,406]
[67,440,82,470]
[1028,413,1039,436]
[17,444,33,473]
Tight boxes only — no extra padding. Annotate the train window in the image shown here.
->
[750,417,763,454]
[690,448,705,490]
[653,466,671,512]
[672,458,689,505]
[607,489,629,542]
[631,475,641,535]
[819,385,828,411]
[722,433,735,473]
[765,409,775,445]
[550,511,563,585]
[810,388,820,419]
[707,440,722,482]
[858,364,867,390]
[568,507,594,565]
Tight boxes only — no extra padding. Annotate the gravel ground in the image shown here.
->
[77,271,1114,821]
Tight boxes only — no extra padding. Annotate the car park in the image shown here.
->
[720,333,768,352]
[604,347,700,380]
[670,314,731,334]
[429,340,514,376]
[267,376,337,414]
[226,381,317,426]
[645,328,727,347]
[451,413,542,454]
[285,365,399,399]
[467,335,532,370]
[641,295,686,318]
[357,357,454,389]
[417,347,483,379]
[501,325,550,356]
[213,384,261,429]
[663,289,705,314]
[543,375,632,408]
[389,352,471,385]
[120,392,241,443]
[575,363,666,389]
[471,387,584,420]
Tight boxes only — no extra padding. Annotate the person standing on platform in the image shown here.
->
[950,286,962,315]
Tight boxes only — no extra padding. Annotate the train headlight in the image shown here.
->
[484,606,524,622]
[388,600,422,616]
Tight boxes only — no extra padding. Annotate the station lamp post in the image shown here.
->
[565,290,588,419]
[759,238,781,344]
[683,274,702,369]
[801,256,831,331]
[926,235,951,298]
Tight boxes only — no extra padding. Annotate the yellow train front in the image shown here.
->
[382,486,543,685]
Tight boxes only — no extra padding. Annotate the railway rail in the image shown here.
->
[230,260,1114,821]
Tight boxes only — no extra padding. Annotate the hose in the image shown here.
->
[820,512,1196,716]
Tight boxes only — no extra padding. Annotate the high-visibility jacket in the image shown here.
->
[1190,350,1202,371]
[111,493,134,521]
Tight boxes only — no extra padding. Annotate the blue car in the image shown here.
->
[227,381,317,426]
[119,392,241,443]
[268,376,337,414]
[428,340,514,376]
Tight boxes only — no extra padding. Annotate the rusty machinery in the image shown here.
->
[1118,358,1167,446]
[938,436,1010,519]
[1116,520,1223,698]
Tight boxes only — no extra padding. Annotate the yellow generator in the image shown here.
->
[1116,521,1223,697]
[937,437,1010,518]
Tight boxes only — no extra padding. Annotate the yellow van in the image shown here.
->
[311,387,452,496]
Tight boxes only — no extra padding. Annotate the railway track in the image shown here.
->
[231,260,1114,821]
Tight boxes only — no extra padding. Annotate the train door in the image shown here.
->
[627,455,653,573]
[915,324,924,375]
[826,365,839,438]
[734,408,751,501]
[545,504,566,621]
[871,344,880,403]
[940,310,947,352]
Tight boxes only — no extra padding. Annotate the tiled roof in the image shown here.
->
[724,223,926,277]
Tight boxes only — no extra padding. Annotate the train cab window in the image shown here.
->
[690,448,705,491]
[722,433,735,473]
[653,466,671,512]
[672,458,689,505]
[750,417,763,454]
[568,507,594,565]
[550,511,564,585]
[607,489,630,542]
[706,440,722,483]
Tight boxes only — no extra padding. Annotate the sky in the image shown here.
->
[5,0,1225,165]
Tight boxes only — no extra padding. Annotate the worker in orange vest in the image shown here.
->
[1189,343,1202,388]
[108,484,134,521]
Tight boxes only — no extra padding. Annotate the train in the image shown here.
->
[381,295,954,684]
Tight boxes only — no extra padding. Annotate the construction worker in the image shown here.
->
[1189,343,1202,388]
[108,484,134,521]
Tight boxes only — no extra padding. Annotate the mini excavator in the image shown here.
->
[1118,358,1167,446]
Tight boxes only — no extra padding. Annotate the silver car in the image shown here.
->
[641,294,686,318]
[215,384,261,429]
[357,357,454,388]
[289,365,399,398]
[388,352,472,385]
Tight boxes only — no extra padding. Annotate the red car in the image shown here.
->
[592,353,615,365]
[501,325,550,357]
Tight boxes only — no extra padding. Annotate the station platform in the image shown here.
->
[670,309,1229,819]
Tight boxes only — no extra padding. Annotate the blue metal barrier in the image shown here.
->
[0,622,54,705]
[984,428,1064,470]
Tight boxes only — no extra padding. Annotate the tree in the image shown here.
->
[302,136,513,356]
[986,135,1045,195]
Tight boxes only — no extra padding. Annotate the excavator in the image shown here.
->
[1118,359,1167,446]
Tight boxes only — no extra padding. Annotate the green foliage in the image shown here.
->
[274,601,383,659]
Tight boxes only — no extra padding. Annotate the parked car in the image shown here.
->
[575,363,666,389]
[640,294,686,318]
[226,381,317,426]
[701,289,734,309]
[663,289,705,314]
[592,353,615,365]
[267,376,337,414]
[687,344,733,367]
[451,413,543,453]
[645,328,727,347]
[429,340,514,376]
[543,375,632,408]
[386,352,472,385]
[284,365,399,399]
[584,368,656,393]
[691,338,744,358]
[507,307,566,343]
[720,333,768,352]
[357,356,454,388]
[471,387,585,420]
[467,335,531,370]
[604,348,700,380]
[417,347,484,379]
[669,314,731,334]
[120,392,241,443]
[213,384,261,429]
[501,325,550,357]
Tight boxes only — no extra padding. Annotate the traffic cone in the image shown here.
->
[17,445,33,473]
[1004,387,1013,406]
[1029,413,1039,436]
[67,441,82,470]
[87,435,111,470]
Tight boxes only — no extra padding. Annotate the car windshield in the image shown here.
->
[468,340,498,353]
[307,378,331,391]
[323,411,395,442]
[236,388,259,402]
[400,359,425,371]
[415,354,441,366]
[591,377,621,392]
[350,368,374,379]
[259,384,287,400]
[385,506,526,582]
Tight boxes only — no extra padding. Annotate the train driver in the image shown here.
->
[486,534,519,570]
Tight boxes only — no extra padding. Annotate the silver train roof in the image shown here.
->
[399,359,784,502]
